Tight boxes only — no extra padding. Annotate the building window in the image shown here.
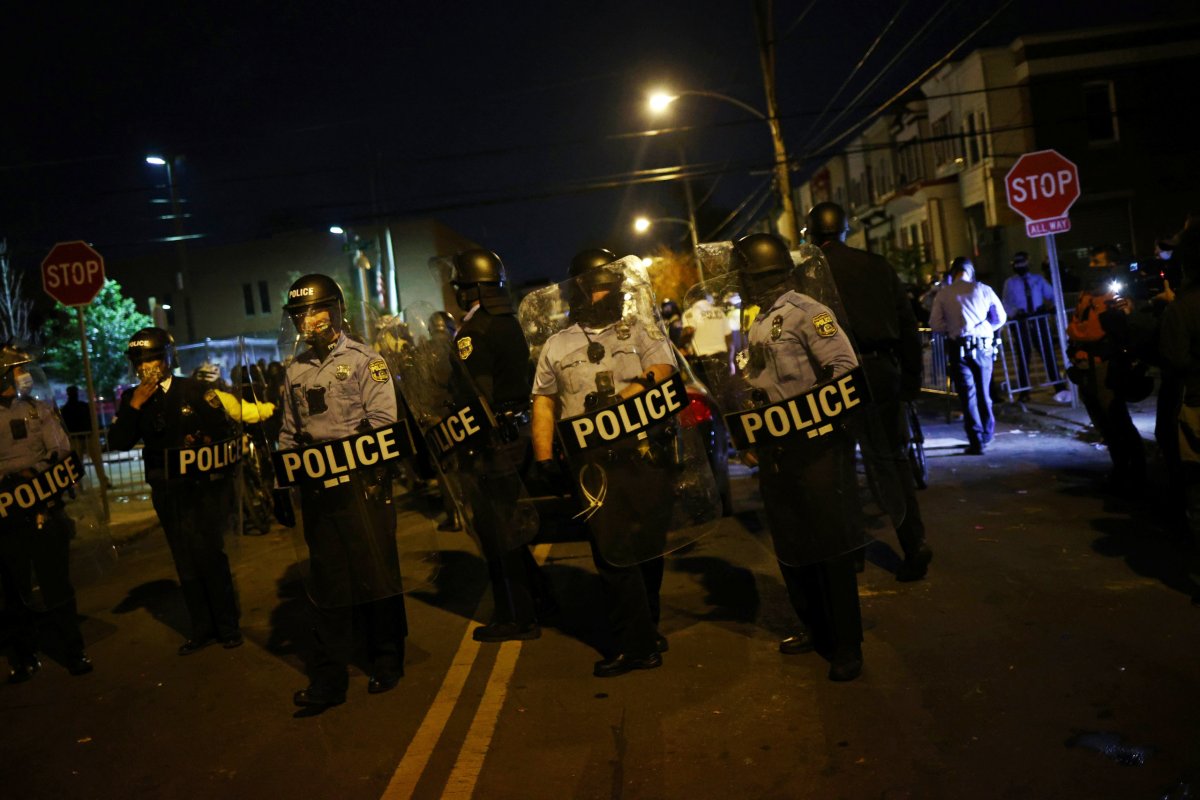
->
[242,283,255,317]
[258,281,271,314]
[966,113,980,164]
[1084,81,1119,143]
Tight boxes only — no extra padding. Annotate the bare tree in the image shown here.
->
[0,240,35,345]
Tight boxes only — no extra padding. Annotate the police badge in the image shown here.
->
[616,322,632,341]
[335,364,352,381]
[771,315,784,341]
[457,337,473,360]
[812,312,838,337]
[204,389,222,409]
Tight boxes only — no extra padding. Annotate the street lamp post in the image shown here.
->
[146,155,195,341]
[647,87,801,246]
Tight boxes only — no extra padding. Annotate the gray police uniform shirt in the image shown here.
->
[929,280,1006,339]
[533,319,674,419]
[0,398,71,477]
[744,290,858,403]
[279,334,398,448]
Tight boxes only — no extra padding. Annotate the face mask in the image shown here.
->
[136,362,166,384]
[455,286,478,312]
[577,290,624,327]
[297,311,339,348]
[14,373,34,394]
[1013,265,1029,275]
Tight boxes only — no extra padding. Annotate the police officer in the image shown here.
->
[807,202,933,581]
[733,233,866,681]
[0,344,92,681]
[450,249,552,642]
[108,328,243,655]
[277,274,407,710]
[930,257,1007,455]
[530,248,672,677]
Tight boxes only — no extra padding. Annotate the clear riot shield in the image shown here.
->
[517,255,721,567]
[683,244,874,567]
[396,300,539,555]
[274,308,436,608]
[790,245,909,533]
[0,358,111,610]
[226,341,279,536]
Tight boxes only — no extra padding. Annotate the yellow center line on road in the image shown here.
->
[380,542,552,800]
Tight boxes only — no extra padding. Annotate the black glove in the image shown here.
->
[272,488,296,529]
[530,459,569,497]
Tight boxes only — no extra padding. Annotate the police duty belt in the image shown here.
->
[272,421,416,489]
[162,437,243,481]
[425,397,493,460]
[725,367,867,450]
[557,372,689,456]
[0,452,83,521]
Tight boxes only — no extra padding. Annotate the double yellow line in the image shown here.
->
[381,543,551,800]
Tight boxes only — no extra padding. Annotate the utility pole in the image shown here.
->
[753,0,802,246]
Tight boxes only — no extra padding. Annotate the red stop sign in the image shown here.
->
[41,241,106,306]
[1005,150,1081,236]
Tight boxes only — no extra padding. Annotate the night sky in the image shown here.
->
[2,0,1192,287]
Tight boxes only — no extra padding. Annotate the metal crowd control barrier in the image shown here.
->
[70,431,148,505]
[919,311,1071,404]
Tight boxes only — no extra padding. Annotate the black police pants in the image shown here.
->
[588,539,664,658]
[1077,358,1146,482]
[457,438,542,627]
[300,481,407,690]
[779,553,862,657]
[151,479,240,641]
[949,348,995,447]
[859,354,927,558]
[0,507,85,659]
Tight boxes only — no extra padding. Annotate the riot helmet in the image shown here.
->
[732,233,795,307]
[0,342,34,396]
[451,248,514,314]
[567,248,624,327]
[126,327,176,384]
[284,273,346,349]
[805,202,850,244]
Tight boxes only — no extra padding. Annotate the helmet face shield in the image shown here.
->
[288,303,342,347]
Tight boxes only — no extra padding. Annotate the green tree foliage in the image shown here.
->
[42,279,152,397]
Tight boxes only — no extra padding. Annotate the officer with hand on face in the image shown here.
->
[277,274,407,711]
[733,233,867,682]
[448,249,554,642]
[807,202,933,582]
[0,344,92,682]
[108,328,243,655]
[530,248,675,677]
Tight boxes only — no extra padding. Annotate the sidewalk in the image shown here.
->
[991,386,1159,446]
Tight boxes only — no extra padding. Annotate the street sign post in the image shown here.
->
[1004,150,1080,408]
[41,240,110,521]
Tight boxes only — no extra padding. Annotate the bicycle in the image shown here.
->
[905,401,928,490]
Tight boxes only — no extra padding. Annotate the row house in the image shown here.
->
[794,19,1200,287]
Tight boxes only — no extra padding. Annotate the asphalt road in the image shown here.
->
[1,411,1197,800]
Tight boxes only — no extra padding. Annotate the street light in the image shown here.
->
[633,215,704,281]
[329,225,371,337]
[146,153,195,341]
[646,86,800,246]
[328,225,345,236]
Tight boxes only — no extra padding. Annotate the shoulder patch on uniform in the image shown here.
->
[457,337,473,360]
[204,389,222,409]
[369,359,390,382]
[812,311,838,338]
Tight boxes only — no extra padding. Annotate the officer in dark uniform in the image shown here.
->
[807,202,933,581]
[277,274,407,710]
[531,248,672,678]
[733,233,866,681]
[450,249,552,642]
[0,344,92,681]
[108,328,243,654]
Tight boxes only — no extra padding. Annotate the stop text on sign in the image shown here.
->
[43,258,103,290]
[1007,170,1075,204]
